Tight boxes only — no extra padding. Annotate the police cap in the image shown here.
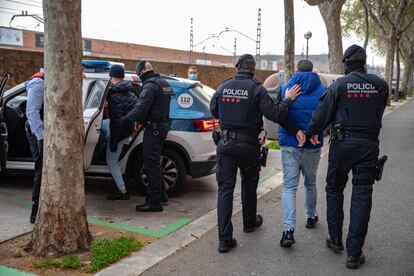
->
[235,54,255,68]
[342,44,365,62]
[135,60,148,75]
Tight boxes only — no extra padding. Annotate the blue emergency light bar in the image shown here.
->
[81,60,125,73]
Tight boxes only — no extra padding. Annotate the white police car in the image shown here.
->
[0,60,217,194]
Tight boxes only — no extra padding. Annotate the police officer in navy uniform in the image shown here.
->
[121,60,174,212]
[210,54,301,253]
[306,45,389,269]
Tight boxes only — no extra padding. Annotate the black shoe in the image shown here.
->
[106,191,130,201]
[346,253,365,269]
[280,230,295,247]
[326,235,344,253]
[243,214,264,233]
[135,203,163,212]
[305,215,319,229]
[161,192,169,205]
[30,202,38,224]
[218,238,237,253]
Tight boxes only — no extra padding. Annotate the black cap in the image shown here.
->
[109,65,125,78]
[235,54,255,68]
[135,60,147,75]
[342,44,365,62]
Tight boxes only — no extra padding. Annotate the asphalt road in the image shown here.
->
[144,100,414,276]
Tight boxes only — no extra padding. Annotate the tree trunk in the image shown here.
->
[400,57,412,99]
[318,1,345,74]
[393,39,401,102]
[27,0,91,257]
[385,35,396,105]
[362,0,369,49]
[284,0,295,81]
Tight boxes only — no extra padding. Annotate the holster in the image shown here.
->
[260,147,269,167]
[212,130,220,146]
[375,155,387,181]
[329,124,343,144]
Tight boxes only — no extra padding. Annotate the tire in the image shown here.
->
[132,148,186,195]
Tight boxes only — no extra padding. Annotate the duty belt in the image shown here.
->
[343,131,378,142]
[221,130,258,146]
[147,121,168,130]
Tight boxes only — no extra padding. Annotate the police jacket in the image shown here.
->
[107,80,138,151]
[210,71,293,137]
[278,72,325,149]
[307,68,389,138]
[123,72,173,125]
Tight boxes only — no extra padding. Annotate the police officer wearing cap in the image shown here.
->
[306,45,389,269]
[121,60,174,212]
[210,54,301,253]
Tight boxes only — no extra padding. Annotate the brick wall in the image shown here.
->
[2,28,235,66]
[0,48,276,90]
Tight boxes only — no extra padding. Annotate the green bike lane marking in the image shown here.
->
[87,217,190,238]
[2,169,277,239]
[0,195,190,238]
[0,266,36,276]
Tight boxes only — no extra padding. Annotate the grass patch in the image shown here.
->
[32,237,142,273]
[266,140,280,150]
[33,258,62,269]
[13,251,23,258]
[33,254,81,270]
[84,237,142,273]
[62,254,82,269]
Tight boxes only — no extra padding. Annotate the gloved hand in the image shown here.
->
[37,139,44,153]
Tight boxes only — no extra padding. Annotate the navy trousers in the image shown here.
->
[143,126,168,205]
[326,138,379,257]
[216,138,261,241]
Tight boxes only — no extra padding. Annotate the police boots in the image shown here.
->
[326,235,344,253]
[218,238,237,253]
[346,253,365,269]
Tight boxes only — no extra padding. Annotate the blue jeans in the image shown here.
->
[101,119,129,192]
[281,146,321,231]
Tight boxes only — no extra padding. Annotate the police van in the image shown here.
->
[0,60,217,194]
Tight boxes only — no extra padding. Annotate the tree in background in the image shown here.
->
[305,0,346,74]
[363,0,414,102]
[342,0,414,102]
[26,0,91,256]
[284,0,295,81]
[400,29,414,98]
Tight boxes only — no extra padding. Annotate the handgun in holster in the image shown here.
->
[260,147,269,167]
[329,124,343,144]
[212,130,220,146]
[375,155,387,181]
[259,129,269,167]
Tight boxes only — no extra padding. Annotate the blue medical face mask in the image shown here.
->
[188,73,198,80]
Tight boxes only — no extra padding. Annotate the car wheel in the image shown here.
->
[132,148,186,195]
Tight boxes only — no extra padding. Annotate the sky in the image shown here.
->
[0,0,385,66]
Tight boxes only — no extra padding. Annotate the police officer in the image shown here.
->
[25,70,45,224]
[306,45,389,269]
[121,60,174,212]
[210,54,301,253]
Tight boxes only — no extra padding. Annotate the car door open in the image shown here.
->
[0,72,10,172]
[83,79,111,171]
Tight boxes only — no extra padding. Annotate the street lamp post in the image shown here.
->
[304,31,312,60]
